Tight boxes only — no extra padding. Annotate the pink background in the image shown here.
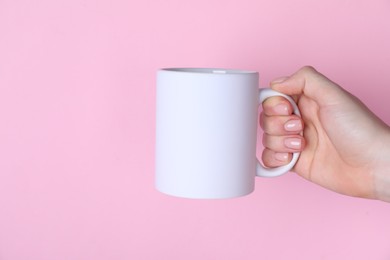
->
[1,0,390,259]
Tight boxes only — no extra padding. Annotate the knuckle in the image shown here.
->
[261,116,279,134]
[300,65,317,74]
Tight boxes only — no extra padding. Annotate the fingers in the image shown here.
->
[260,113,302,135]
[260,96,304,136]
[262,148,292,168]
[260,95,304,168]
[262,133,305,153]
[261,95,293,116]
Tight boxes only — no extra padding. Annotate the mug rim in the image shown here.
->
[159,68,258,75]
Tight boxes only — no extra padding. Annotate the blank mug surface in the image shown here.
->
[155,68,259,199]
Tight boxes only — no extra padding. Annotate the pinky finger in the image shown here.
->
[261,148,292,168]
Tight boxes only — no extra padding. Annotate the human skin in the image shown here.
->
[260,66,390,202]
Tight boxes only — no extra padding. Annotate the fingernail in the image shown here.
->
[284,119,302,132]
[284,138,301,149]
[274,104,290,116]
[275,152,289,162]
[271,76,289,84]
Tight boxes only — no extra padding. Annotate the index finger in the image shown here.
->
[262,96,294,116]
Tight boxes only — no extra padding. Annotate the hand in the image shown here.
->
[260,66,390,201]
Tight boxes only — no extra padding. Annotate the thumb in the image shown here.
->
[270,66,346,107]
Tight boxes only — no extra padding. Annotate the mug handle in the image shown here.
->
[256,88,301,177]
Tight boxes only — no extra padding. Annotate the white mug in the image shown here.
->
[155,68,300,199]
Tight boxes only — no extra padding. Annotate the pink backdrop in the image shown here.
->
[1,0,390,259]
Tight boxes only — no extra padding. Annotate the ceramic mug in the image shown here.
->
[155,68,300,199]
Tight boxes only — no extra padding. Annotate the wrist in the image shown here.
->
[373,127,390,202]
